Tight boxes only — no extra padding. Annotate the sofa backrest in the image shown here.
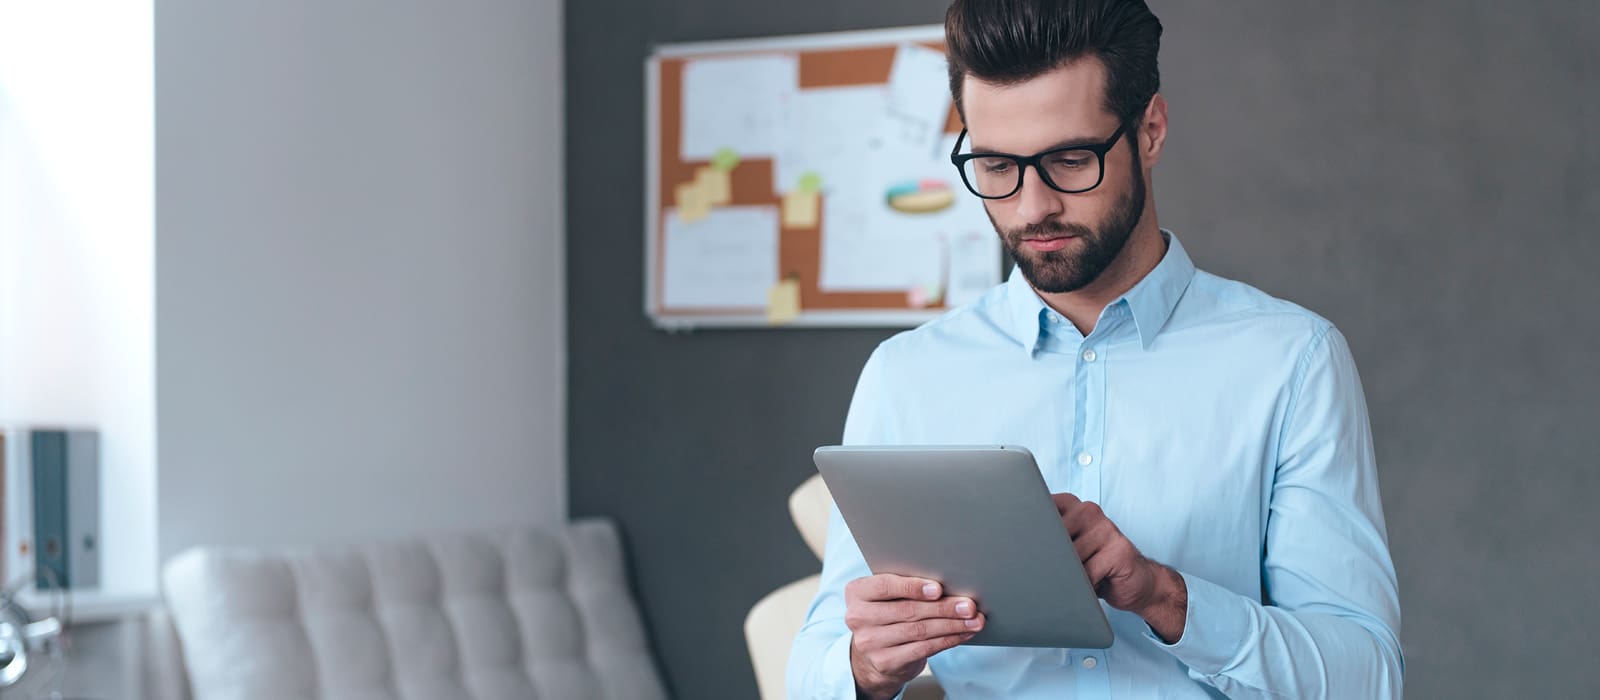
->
[162,518,667,700]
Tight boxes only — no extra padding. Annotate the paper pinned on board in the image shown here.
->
[883,43,952,154]
[818,225,944,292]
[675,182,712,222]
[782,189,820,228]
[694,166,732,205]
[681,55,798,161]
[946,230,1001,307]
[767,278,802,324]
[662,206,780,309]
[816,131,1000,295]
[773,85,890,196]
[817,185,945,292]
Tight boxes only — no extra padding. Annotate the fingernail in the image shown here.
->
[922,583,939,598]
[964,617,981,629]
[955,600,972,616]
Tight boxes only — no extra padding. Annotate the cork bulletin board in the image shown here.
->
[646,25,1003,330]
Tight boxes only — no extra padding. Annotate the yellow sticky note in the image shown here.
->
[768,278,801,325]
[782,190,820,228]
[694,166,731,205]
[676,182,710,222]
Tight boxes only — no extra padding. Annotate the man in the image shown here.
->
[787,0,1404,697]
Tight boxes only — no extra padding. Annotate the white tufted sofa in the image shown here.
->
[160,518,667,700]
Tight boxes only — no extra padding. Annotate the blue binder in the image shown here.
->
[30,430,98,589]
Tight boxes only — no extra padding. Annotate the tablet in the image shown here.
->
[813,445,1114,648]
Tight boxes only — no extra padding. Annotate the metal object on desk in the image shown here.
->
[0,575,64,691]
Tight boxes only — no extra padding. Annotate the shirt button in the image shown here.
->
[1081,349,1097,362]
[1048,313,1062,324]
[1077,452,1093,466]
[1082,656,1098,670]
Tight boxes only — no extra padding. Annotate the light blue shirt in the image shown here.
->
[788,232,1403,699]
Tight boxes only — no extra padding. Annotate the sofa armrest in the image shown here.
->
[143,606,192,700]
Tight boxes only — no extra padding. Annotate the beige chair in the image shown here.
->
[745,475,942,699]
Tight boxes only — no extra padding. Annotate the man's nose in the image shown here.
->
[1013,165,1064,226]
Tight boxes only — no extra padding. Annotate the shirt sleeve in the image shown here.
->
[1145,325,1405,698]
[787,346,910,700]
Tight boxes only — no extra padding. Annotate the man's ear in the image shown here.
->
[1139,94,1169,168]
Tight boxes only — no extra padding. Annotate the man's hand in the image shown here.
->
[1053,492,1188,643]
[845,573,984,700]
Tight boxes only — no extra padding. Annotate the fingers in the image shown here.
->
[848,574,941,603]
[866,629,978,672]
[1059,499,1105,537]
[1084,549,1158,611]
[846,595,979,629]
[1051,492,1081,515]
[856,612,986,649]
[1075,520,1136,584]
[1072,508,1129,562]
[1083,549,1115,590]
[845,574,985,687]
[1053,497,1136,591]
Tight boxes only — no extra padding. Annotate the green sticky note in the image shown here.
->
[712,147,740,172]
[797,171,822,193]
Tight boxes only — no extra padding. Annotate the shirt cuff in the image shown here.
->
[819,632,906,700]
[1142,570,1254,677]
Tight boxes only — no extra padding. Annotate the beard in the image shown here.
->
[991,147,1147,294]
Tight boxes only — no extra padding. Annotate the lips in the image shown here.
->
[1021,235,1076,252]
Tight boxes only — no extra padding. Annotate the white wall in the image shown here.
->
[156,0,566,560]
[0,0,156,595]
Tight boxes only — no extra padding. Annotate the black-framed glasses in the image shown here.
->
[949,121,1131,199]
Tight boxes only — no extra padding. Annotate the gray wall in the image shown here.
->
[158,0,567,560]
[566,1,1598,698]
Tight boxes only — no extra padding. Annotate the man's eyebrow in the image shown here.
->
[970,134,1107,155]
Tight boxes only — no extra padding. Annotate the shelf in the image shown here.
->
[12,587,160,625]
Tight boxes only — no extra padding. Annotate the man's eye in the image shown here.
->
[1050,155,1091,169]
[978,158,1013,174]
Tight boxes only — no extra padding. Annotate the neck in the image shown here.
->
[1035,215,1167,336]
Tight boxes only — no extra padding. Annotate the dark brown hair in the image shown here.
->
[945,0,1163,125]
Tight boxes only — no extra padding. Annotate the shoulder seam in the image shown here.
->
[1273,322,1337,461]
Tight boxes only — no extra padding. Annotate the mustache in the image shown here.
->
[1006,220,1094,242]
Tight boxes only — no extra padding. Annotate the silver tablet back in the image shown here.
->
[814,445,1114,648]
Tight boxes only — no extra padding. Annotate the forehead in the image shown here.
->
[961,56,1118,153]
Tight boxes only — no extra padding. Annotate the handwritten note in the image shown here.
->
[946,230,999,307]
[884,43,951,154]
[773,85,890,196]
[681,56,797,161]
[662,206,780,309]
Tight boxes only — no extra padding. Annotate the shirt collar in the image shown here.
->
[1125,230,1196,349]
[1003,229,1197,354]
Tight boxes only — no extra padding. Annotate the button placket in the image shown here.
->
[1073,334,1106,503]
[1068,649,1110,696]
